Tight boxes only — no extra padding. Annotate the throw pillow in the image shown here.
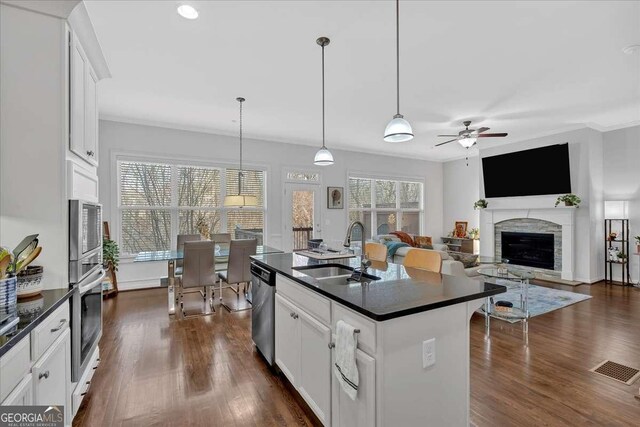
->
[414,236,433,248]
[448,251,479,268]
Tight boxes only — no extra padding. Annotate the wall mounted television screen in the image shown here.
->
[482,143,571,198]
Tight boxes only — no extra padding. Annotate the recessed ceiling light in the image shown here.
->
[622,44,640,55]
[177,4,198,20]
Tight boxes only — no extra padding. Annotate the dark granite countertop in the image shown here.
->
[251,253,506,321]
[0,287,74,358]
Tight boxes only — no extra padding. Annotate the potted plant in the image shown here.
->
[608,232,618,241]
[103,238,120,273]
[469,227,480,240]
[555,194,581,207]
[617,251,628,263]
[473,199,488,210]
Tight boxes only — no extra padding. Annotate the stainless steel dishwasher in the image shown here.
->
[250,261,276,365]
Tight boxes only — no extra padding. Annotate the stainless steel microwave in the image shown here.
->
[69,200,103,284]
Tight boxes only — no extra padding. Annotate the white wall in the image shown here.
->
[442,127,605,283]
[99,120,444,288]
[0,5,68,289]
[603,125,640,283]
[442,157,480,236]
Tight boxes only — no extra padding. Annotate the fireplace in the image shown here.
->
[501,231,555,270]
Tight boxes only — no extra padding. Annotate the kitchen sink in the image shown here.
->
[293,264,381,282]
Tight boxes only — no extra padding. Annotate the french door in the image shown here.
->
[283,183,322,252]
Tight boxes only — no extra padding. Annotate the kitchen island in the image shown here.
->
[251,253,506,427]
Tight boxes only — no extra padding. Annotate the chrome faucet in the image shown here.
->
[344,220,371,272]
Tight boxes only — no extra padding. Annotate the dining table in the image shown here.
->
[134,244,283,315]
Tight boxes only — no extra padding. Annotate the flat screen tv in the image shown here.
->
[482,143,571,198]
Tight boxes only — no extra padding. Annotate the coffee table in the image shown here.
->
[478,267,535,335]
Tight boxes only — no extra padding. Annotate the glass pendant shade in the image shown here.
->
[223,194,258,208]
[383,115,414,143]
[459,136,477,148]
[314,147,335,166]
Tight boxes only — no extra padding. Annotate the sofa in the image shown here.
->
[371,234,482,278]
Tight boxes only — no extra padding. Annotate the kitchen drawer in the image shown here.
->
[332,303,377,356]
[31,302,69,362]
[0,335,31,402]
[276,274,330,326]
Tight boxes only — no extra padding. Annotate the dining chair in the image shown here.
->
[179,241,217,318]
[403,248,442,273]
[218,239,257,310]
[365,242,388,262]
[176,234,201,276]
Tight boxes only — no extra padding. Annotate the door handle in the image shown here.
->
[39,371,50,380]
[50,319,67,333]
[86,150,94,157]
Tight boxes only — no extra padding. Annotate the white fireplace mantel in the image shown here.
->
[480,207,576,280]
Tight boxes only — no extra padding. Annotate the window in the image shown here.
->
[348,176,423,240]
[118,160,265,254]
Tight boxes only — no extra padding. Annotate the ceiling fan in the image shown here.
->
[436,121,508,148]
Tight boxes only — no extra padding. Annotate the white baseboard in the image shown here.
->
[118,278,162,291]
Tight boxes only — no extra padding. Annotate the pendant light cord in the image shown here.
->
[321,42,326,149]
[238,98,244,196]
[396,0,400,116]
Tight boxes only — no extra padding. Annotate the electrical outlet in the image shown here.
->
[423,338,436,368]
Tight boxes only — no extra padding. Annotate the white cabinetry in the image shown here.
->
[2,375,33,406]
[298,309,331,425]
[32,328,71,412]
[275,293,300,386]
[69,31,98,167]
[331,349,375,427]
[1,301,71,424]
[275,275,332,425]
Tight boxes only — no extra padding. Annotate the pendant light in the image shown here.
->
[224,97,258,208]
[314,37,335,166]
[383,0,413,143]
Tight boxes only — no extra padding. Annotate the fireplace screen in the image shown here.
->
[501,231,555,270]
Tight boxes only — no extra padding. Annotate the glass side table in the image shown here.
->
[478,267,535,335]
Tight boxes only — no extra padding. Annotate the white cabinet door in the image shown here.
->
[83,65,98,166]
[298,309,332,425]
[70,32,86,161]
[275,294,300,387]
[1,375,33,406]
[332,348,376,427]
[32,329,70,418]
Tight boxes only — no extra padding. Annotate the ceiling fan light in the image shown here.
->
[314,147,335,166]
[459,136,477,148]
[384,115,414,143]
[223,194,258,208]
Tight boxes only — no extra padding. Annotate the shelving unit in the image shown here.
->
[441,237,477,254]
[604,219,631,286]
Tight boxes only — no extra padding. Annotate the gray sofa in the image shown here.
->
[371,234,481,278]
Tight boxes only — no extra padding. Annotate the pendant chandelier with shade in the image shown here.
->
[383,0,413,143]
[314,37,335,166]
[223,97,258,208]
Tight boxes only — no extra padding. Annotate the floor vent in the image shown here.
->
[590,360,640,385]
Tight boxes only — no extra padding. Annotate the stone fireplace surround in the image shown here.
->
[480,207,576,281]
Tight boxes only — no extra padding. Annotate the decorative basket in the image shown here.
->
[0,276,18,317]
[17,265,43,299]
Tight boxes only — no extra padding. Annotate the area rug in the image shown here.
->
[483,279,592,322]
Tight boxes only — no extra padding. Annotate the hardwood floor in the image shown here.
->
[74,282,640,426]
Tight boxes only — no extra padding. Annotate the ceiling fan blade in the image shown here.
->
[437,134,459,137]
[435,138,458,147]
[473,127,490,134]
[477,133,508,138]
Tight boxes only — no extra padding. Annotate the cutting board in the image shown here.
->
[297,250,356,260]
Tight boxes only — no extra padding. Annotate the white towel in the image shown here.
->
[333,320,359,400]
